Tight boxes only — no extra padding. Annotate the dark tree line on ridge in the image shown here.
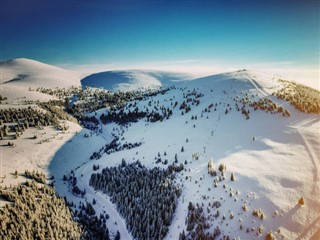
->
[90,137,142,160]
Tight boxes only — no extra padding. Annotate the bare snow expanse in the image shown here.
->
[0,58,82,102]
[81,70,192,92]
[0,111,81,187]
[0,59,319,239]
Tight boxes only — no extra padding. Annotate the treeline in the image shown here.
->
[0,107,59,140]
[33,86,81,99]
[89,160,183,240]
[90,138,142,160]
[0,104,73,141]
[99,87,205,126]
[0,107,57,127]
[100,109,147,125]
[100,107,173,125]
[71,86,206,130]
[38,100,77,123]
[70,87,172,116]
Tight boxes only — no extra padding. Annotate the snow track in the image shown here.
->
[247,75,271,97]
[294,117,320,240]
[76,162,132,239]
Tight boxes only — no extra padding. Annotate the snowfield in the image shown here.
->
[0,58,82,102]
[1,59,319,239]
[81,70,192,92]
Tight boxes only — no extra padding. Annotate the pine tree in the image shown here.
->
[231,172,235,181]
[115,230,120,240]
[298,197,305,205]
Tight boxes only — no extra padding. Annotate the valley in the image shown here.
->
[0,59,319,240]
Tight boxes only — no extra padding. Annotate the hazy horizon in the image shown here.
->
[1,0,319,88]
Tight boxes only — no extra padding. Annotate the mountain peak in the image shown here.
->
[1,58,81,88]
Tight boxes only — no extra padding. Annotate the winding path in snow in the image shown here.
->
[75,162,132,239]
[247,73,320,238]
[247,75,270,97]
[295,118,320,240]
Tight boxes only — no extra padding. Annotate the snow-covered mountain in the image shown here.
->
[81,70,192,92]
[1,58,319,239]
[50,69,319,239]
[0,58,82,101]
[1,58,82,87]
[0,58,191,100]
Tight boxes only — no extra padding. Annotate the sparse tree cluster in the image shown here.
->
[34,86,81,100]
[89,160,182,239]
[24,169,46,184]
[179,202,222,240]
[231,91,291,119]
[0,104,73,141]
[179,88,204,114]
[0,107,56,140]
[79,115,99,130]
[249,97,290,117]
[180,101,192,114]
[252,208,265,220]
[0,94,8,104]
[90,137,142,160]
[71,87,172,117]
[207,159,216,176]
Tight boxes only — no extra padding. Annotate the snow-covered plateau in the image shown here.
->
[0,59,319,240]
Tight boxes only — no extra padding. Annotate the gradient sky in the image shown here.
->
[1,0,319,75]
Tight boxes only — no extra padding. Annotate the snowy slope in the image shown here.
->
[47,70,320,239]
[1,57,319,239]
[0,58,82,101]
[81,70,191,92]
[1,58,82,87]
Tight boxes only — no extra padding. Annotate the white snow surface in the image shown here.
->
[1,64,319,239]
[0,58,82,101]
[81,70,192,92]
[111,71,163,92]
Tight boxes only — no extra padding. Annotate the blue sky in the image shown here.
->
[1,0,319,75]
